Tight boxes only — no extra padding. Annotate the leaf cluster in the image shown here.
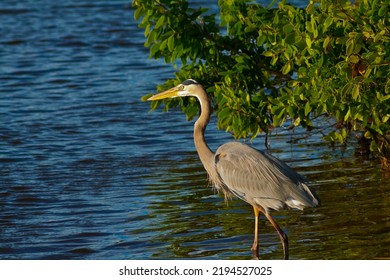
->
[134,0,390,160]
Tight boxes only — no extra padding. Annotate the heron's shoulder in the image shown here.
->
[215,142,267,161]
[216,141,260,154]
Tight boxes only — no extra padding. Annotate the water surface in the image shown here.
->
[0,0,389,260]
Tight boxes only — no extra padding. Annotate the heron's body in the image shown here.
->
[214,142,318,211]
[148,79,319,259]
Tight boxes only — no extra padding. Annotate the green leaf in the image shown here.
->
[285,33,296,44]
[150,100,160,111]
[352,84,360,100]
[134,8,143,20]
[282,62,291,75]
[311,16,318,38]
[218,107,231,122]
[304,102,311,116]
[294,117,301,126]
[348,54,360,64]
[155,15,165,29]
[323,36,332,51]
[374,30,386,43]
[323,16,333,31]
[283,24,294,33]
[344,107,351,121]
[150,42,161,57]
[341,83,353,97]
[346,39,355,56]
[141,93,153,102]
[340,128,347,140]
[271,56,278,65]
[378,5,388,17]
[145,29,157,47]
[167,34,175,52]
[305,34,312,48]
[263,50,274,57]
[184,103,199,121]
[272,106,286,125]
[288,80,299,87]
[369,140,378,152]
[159,39,167,50]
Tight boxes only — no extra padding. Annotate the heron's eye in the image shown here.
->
[179,85,185,91]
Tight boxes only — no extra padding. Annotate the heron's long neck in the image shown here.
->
[193,91,214,172]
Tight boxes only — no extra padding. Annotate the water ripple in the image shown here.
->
[0,0,389,260]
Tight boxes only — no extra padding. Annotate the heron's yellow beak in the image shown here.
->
[147,87,179,101]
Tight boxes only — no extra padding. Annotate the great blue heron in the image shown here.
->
[147,79,319,259]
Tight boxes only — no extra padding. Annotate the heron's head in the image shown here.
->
[147,79,202,101]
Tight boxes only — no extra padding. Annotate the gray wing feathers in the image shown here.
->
[214,142,319,211]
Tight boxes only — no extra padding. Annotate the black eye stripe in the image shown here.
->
[181,79,199,86]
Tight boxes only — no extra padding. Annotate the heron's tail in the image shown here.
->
[286,182,320,210]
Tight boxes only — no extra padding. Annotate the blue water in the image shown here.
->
[0,0,389,260]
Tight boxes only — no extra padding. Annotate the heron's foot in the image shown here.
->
[281,233,289,260]
[283,250,289,260]
[251,245,259,260]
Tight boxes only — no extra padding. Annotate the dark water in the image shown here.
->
[0,0,389,260]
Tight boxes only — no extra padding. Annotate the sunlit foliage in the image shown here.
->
[134,0,390,162]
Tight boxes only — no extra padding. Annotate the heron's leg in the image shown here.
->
[251,206,260,259]
[264,211,289,260]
